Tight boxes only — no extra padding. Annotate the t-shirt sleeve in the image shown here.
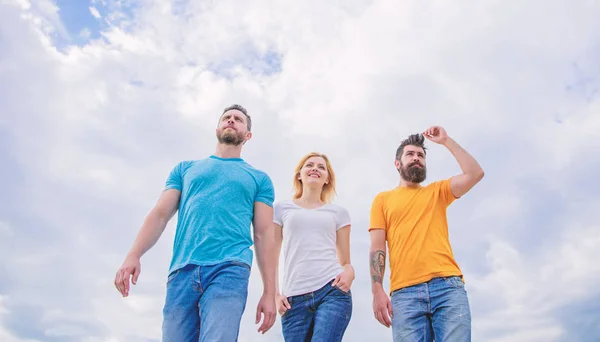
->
[165,162,185,191]
[369,193,387,231]
[439,178,458,206]
[273,201,283,226]
[335,206,351,230]
[255,173,275,207]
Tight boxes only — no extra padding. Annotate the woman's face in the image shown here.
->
[298,156,329,188]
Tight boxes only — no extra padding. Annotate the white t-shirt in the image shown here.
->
[273,200,351,297]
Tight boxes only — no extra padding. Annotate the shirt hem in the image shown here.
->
[169,257,252,275]
[389,272,464,294]
[282,271,342,297]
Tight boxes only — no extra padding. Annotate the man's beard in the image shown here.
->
[217,129,245,146]
[399,161,427,183]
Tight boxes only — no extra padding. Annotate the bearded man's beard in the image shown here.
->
[217,130,245,145]
[399,161,427,183]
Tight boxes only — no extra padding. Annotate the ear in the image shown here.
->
[245,131,253,141]
[394,159,401,169]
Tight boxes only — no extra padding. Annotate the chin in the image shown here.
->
[304,178,324,186]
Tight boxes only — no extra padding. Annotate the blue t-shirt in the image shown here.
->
[164,155,275,274]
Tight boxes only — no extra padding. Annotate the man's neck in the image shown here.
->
[214,143,243,159]
[399,178,422,188]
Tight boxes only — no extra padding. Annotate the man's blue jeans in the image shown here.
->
[280,279,352,342]
[162,261,251,342]
[391,276,471,342]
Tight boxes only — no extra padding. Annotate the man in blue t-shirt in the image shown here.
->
[114,104,278,341]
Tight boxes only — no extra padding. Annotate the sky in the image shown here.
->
[1,0,599,341]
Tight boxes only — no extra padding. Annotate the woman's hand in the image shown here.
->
[332,264,355,292]
[276,293,291,316]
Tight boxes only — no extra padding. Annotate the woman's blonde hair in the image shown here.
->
[293,152,337,203]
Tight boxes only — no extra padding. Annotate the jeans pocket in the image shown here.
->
[333,285,352,296]
[280,297,293,318]
[281,307,290,318]
[228,260,251,271]
[443,276,464,289]
[167,270,180,284]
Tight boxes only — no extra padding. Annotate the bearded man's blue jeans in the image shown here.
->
[391,276,471,342]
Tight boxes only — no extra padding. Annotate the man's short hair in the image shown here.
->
[395,133,427,160]
[222,104,252,131]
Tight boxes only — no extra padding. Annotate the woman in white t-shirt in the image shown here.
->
[274,152,354,342]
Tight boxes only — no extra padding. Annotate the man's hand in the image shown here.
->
[276,293,291,316]
[332,265,355,292]
[422,126,449,145]
[114,256,141,297]
[373,288,393,328]
[256,293,276,334]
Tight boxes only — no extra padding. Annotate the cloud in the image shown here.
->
[89,7,100,19]
[1,0,599,341]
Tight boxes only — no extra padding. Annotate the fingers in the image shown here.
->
[121,271,130,296]
[132,266,140,285]
[255,305,262,324]
[379,308,392,327]
[114,269,130,297]
[258,312,276,334]
[374,310,382,325]
[382,308,392,327]
[114,271,122,294]
[331,274,341,287]
[277,297,291,316]
[387,299,394,319]
[374,308,391,328]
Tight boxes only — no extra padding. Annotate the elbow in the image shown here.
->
[147,208,168,226]
[476,168,485,181]
[253,225,273,243]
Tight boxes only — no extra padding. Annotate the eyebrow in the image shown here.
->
[222,113,245,120]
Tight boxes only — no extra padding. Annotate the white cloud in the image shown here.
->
[1,0,599,341]
[89,6,100,19]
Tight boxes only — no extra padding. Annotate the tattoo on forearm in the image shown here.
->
[370,250,385,284]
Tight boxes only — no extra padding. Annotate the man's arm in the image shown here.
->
[114,189,180,297]
[444,137,485,198]
[253,202,277,294]
[253,202,277,334]
[370,228,393,328]
[369,229,387,293]
[273,223,283,295]
[423,126,484,198]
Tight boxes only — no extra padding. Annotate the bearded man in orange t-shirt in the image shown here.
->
[369,126,484,342]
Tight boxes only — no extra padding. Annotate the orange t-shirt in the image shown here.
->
[369,178,463,293]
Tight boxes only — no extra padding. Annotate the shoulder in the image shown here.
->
[373,189,395,201]
[330,203,351,222]
[171,159,198,172]
[274,199,294,210]
[241,162,273,181]
[424,179,451,191]
[178,158,210,166]
[327,203,349,214]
